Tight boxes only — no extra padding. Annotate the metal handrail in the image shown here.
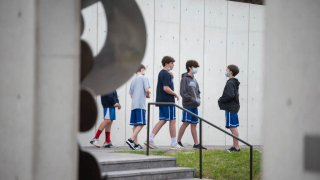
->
[146,102,253,180]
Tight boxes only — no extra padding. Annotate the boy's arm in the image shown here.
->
[180,78,193,101]
[162,72,179,100]
[218,82,235,103]
[144,77,151,98]
[113,91,121,109]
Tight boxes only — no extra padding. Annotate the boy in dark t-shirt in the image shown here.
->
[90,91,121,148]
[144,56,182,149]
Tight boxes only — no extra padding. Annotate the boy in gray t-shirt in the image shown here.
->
[126,65,151,150]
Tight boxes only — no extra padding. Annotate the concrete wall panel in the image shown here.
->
[226,1,249,145]
[179,0,205,145]
[153,21,180,145]
[203,0,228,145]
[0,1,36,179]
[81,3,98,55]
[248,4,265,145]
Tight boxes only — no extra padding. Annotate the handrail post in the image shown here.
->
[146,103,150,156]
[250,145,253,180]
[199,118,203,179]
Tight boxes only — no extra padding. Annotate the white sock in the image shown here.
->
[149,133,155,142]
[171,137,177,146]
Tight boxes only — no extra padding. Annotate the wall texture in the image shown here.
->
[0,0,80,180]
[263,0,320,179]
[80,0,265,147]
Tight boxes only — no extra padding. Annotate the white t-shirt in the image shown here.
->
[129,74,150,110]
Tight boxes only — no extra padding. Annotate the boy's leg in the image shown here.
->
[190,124,198,145]
[230,127,239,149]
[97,119,110,131]
[169,120,176,138]
[131,125,144,144]
[177,122,189,142]
[150,120,166,140]
[105,120,113,143]
[94,120,110,139]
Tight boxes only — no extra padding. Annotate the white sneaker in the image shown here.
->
[170,143,183,150]
[90,138,100,148]
[144,140,158,149]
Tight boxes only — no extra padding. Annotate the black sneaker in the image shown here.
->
[103,142,113,148]
[134,144,143,150]
[126,138,135,150]
[193,144,207,150]
[227,146,240,152]
[178,141,184,147]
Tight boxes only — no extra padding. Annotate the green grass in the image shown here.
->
[117,149,262,180]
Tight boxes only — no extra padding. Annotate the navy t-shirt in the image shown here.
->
[156,69,175,102]
[101,91,119,108]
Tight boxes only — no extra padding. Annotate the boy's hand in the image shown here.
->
[114,103,121,109]
[146,90,151,98]
[174,94,180,101]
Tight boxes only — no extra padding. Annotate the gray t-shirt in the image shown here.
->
[129,74,150,110]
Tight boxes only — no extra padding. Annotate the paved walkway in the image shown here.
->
[82,145,263,153]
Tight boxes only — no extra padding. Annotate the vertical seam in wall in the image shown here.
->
[33,0,40,177]
[225,0,229,147]
[178,0,182,126]
[152,0,156,128]
[247,4,251,142]
[95,2,99,133]
[202,0,206,131]
[125,83,127,141]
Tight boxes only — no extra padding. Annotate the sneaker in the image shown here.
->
[226,146,240,152]
[144,140,158,149]
[126,138,135,150]
[90,138,101,148]
[103,141,113,148]
[134,144,143,151]
[193,144,207,150]
[178,141,184,147]
[170,143,183,150]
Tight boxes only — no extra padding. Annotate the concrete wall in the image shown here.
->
[263,0,320,179]
[0,0,80,180]
[79,0,265,147]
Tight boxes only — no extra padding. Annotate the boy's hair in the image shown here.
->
[161,56,175,67]
[227,64,240,77]
[186,60,199,72]
[136,64,146,73]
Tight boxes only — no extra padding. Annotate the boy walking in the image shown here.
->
[145,56,181,149]
[90,91,121,148]
[218,64,241,152]
[177,60,207,149]
[126,65,151,150]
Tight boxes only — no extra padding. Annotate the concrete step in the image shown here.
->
[102,167,195,180]
[86,149,176,172]
[100,155,176,172]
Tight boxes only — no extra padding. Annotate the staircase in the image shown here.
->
[86,148,201,180]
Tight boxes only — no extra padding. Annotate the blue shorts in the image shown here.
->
[130,109,146,126]
[225,111,239,128]
[182,108,198,124]
[103,107,116,121]
[159,105,176,120]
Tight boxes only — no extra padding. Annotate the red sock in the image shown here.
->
[94,129,102,139]
[105,131,111,143]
